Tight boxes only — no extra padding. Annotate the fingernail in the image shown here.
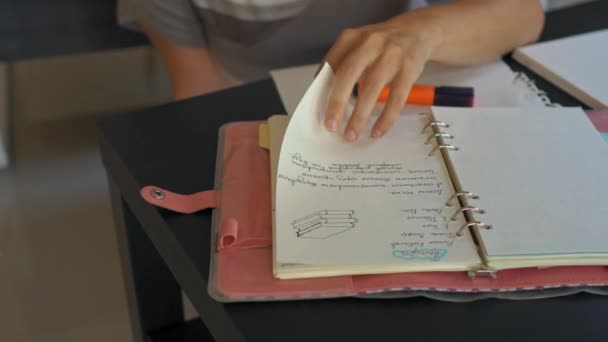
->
[344,129,357,142]
[371,129,384,138]
[325,119,338,132]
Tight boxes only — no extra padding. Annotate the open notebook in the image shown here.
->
[269,63,608,280]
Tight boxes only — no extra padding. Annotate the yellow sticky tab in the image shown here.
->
[258,123,269,149]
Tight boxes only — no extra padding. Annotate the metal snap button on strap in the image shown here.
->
[150,188,166,200]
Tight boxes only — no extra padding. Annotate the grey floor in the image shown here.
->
[0,0,591,341]
[0,48,201,341]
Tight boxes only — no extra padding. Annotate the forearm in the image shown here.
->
[399,0,545,65]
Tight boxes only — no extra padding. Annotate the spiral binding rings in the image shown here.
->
[423,116,493,247]
[514,72,558,107]
[445,191,479,207]
[428,144,458,156]
[425,133,453,144]
[456,221,492,237]
[422,116,495,277]
[450,206,485,221]
[421,121,449,134]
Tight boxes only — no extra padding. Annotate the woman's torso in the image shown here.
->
[193,0,428,81]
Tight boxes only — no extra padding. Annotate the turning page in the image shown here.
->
[273,64,480,279]
[431,106,608,269]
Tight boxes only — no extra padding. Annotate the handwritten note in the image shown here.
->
[279,152,447,196]
[391,206,460,254]
[274,64,479,272]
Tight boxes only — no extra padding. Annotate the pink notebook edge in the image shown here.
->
[208,119,608,301]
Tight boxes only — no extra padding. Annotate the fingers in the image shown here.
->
[344,46,402,141]
[319,28,359,76]
[324,32,384,134]
[372,61,423,138]
[323,26,434,141]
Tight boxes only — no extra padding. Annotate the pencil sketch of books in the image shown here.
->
[292,210,358,239]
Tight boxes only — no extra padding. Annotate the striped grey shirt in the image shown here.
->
[120,0,433,82]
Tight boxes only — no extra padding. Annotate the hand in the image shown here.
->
[322,13,443,141]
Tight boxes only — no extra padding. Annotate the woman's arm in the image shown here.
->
[323,0,545,141]
[141,24,234,100]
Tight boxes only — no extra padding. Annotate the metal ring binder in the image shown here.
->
[428,144,458,156]
[422,115,495,278]
[421,121,449,134]
[467,268,497,279]
[445,191,479,207]
[450,206,485,221]
[425,133,453,144]
[456,221,492,237]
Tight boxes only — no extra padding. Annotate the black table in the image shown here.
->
[98,2,608,341]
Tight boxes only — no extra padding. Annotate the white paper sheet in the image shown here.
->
[274,64,479,268]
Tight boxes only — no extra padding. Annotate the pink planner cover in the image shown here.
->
[141,113,608,303]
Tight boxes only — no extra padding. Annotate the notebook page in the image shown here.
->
[274,64,479,268]
[431,106,608,259]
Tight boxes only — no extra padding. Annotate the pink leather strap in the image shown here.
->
[140,186,218,214]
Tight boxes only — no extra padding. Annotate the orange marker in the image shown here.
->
[354,84,474,107]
